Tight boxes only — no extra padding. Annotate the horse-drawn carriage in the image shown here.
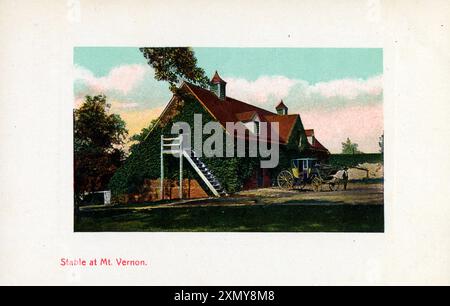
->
[277,158,348,192]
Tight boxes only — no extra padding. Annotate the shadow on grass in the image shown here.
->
[75,204,384,233]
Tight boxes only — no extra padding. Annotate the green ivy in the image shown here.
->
[108,92,315,196]
[109,94,261,195]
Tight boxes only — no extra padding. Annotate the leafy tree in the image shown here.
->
[379,132,384,154]
[74,95,128,200]
[129,118,158,153]
[139,47,209,92]
[341,137,362,154]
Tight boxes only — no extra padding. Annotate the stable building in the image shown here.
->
[109,71,329,202]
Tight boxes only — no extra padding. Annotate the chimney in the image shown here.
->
[275,100,288,115]
[210,71,227,100]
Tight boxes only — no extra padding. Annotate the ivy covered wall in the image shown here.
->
[108,91,312,197]
[109,93,260,196]
[270,118,309,176]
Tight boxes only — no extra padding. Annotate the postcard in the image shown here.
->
[1,0,449,286]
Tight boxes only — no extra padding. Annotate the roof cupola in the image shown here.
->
[275,100,288,115]
[210,71,227,100]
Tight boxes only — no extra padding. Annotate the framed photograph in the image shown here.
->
[1,0,449,287]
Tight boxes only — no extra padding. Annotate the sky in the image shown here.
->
[74,47,383,153]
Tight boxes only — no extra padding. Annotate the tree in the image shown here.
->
[341,137,362,154]
[379,132,384,154]
[74,95,128,199]
[139,47,209,92]
[129,118,158,153]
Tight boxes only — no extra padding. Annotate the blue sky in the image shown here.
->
[195,48,382,82]
[73,47,383,152]
[75,47,382,82]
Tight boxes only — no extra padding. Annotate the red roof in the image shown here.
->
[263,114,299,144]
[183,82,298,144]
[304,129,328,152]
[210,71,227,84]
[305,129,314,137]
[179,82,328,151]
[310,137,328,152]
[235,111,258,122]
[275,100,288,110]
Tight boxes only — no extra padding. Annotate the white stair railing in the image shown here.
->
[160,134,224,199]
[182,150,221,197]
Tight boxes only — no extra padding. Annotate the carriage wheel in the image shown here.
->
[312,177,322,192]
[329,179,341,191]
[277,170,294,189]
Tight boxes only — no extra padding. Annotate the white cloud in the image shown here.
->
[73,65,94,81]
[73,63,172,112]
[308,75,383,100]
[226,75,297,105]
[224,74,383,110]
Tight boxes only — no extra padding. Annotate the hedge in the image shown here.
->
[328,153,383,168]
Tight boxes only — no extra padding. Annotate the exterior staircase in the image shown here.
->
[161,135,227,198]
[183,149,228,197]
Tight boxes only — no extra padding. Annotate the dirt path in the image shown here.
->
[81,182,383,213]
[236,182,384,206]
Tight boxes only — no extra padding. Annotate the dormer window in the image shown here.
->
[305,129,315,147]
[236,111,262,136]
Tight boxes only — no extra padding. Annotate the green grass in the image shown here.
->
[75,204,384,232]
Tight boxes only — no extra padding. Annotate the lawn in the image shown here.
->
[74,204,384,232]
